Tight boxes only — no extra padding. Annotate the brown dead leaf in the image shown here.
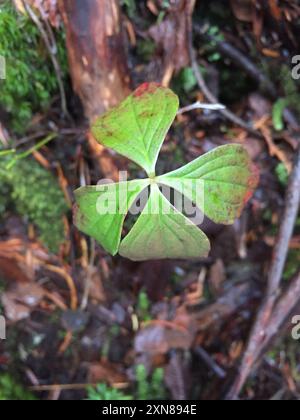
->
[268,0,282,21]
[0,257,31,284]
[2,282,45,321]
[88,361,127,386]
[148,0,194,83]
[88,268,106,303]
[230,0,254,22]
[135,324,193,355]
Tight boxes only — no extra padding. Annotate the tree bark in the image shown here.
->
[59,0,131,178]
[60,0,130,122]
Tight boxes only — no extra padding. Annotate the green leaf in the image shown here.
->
[158,144,259,224]
[75,84,259,261]
[74,179,149,255]
[119,184,210,261]
[92,83,179,176]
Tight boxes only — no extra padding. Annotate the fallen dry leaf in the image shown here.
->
[1,282,45,321]
[88,361,127,386]
[135,324,193,355]
[230,0,254,22]
[148,0,194,83]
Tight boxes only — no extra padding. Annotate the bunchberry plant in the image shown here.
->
[74,83,258,261]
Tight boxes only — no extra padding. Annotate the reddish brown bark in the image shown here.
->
[59,0,130,121]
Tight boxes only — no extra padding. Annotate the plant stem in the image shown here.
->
[6,133,58,169]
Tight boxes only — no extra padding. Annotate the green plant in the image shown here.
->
[275,162,289,186]
[136,364,166,400]
[0,374,35,400]
[75,83,258,261]
[87,383,132,400]
[86,365,166,401]
[0,1,67,132]
[136,290,152,322]
[272,98,288,131]
[0,156,68,252]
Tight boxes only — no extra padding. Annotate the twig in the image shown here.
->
[194,347,227,379]
[227,144,300,399]
[58,330,73,354]
[5,133,58,169]
[21,0,68,117]
[187,16,260,136]
[177,102,225,115]
[29,382,129,392]
[45,264,78,310]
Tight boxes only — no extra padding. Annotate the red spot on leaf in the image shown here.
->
[133,82,161,98]
[243,163,260,206]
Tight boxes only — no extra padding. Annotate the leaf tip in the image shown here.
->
[132,82,161,98]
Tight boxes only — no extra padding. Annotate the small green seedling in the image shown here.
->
[74,83,258,261]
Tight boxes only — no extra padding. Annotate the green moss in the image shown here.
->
[0,156,68,252]
[0,1,68,133]
[0,374,35,400]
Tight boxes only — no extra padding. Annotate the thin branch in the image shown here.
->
[227,144,300,399]
[5,133,58,169]
[194,347,227,379]
[29,382,129,392]
[177,102,225,115]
